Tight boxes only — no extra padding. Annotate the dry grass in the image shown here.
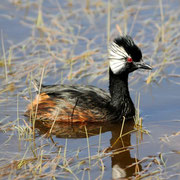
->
[0,0,180,179]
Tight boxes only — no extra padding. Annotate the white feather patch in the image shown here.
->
[109,59,125,74]
[109,42,131,74]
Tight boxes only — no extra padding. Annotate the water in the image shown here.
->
[0,0,180,179]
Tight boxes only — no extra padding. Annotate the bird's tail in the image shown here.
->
[31,79,41,93]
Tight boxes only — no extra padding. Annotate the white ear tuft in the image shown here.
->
[109,42,129,60]
[109,59,125,74]
[109,42,130,74]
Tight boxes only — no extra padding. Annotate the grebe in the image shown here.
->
[26,36,152,123]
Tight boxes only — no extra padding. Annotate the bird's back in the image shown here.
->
[26,84,114,122]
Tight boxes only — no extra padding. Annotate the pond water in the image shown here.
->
[0,0,180,179]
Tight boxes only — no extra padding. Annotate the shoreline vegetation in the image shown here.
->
[0,0,180,179]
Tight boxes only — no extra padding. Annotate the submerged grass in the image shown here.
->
[1,31,8,82]
[0,0,180,179]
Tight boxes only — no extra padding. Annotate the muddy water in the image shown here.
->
[0,0,180,179]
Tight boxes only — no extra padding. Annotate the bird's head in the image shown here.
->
[109,36,152,74]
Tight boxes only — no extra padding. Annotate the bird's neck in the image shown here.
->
[109,69,135,116]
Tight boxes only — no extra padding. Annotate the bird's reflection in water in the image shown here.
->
[35,120,142,179]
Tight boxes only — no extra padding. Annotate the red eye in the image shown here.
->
[127,57,133,63]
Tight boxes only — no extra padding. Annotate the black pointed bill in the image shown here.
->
[135,61,152,70]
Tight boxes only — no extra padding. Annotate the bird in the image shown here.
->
[26,35,152,123]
